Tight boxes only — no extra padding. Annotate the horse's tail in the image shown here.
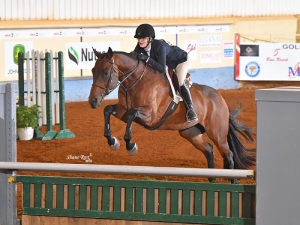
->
[227,107,256,169]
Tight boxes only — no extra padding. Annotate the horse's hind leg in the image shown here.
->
[205,128,236,183]
[179,126,216,182]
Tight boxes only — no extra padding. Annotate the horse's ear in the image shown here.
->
[107,47,113,59]
[92,47,101,59]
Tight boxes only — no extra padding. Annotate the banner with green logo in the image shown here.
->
[5,42,33,77]
[13,44,26,65]
[66,42,120,70]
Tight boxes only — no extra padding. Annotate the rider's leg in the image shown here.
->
[175,59,198,122]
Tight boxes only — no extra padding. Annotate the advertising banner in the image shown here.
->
[200,50,221,64]
[0,25,230,40]
[184,40,197,60]
[236,42,300,81]
[223,41,234,59]
[4,41,33,77]
[199,34,222,47]
[66,42,120,70]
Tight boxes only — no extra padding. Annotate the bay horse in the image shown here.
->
[88,47,256,183]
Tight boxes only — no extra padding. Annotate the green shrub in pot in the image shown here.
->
[16,104,41,129]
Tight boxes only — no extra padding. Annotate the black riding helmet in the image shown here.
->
[134,24,155,39]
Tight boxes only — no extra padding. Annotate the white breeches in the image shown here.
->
[175,58,190,86]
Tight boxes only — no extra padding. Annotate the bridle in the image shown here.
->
[92,57,147,98]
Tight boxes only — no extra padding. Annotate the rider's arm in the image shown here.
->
[146,44,166,73]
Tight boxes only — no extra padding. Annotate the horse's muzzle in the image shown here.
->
[89,97,102,109]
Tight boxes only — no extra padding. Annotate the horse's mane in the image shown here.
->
[114,51,138,61]
[101,50,137,61]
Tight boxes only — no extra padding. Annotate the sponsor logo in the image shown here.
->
[68,46,98,65]
[29,33,38,37]
[266,48,287,62]
[273,48,280,56]
[186,43,196,54]
[266,57,288,62]
[240,45,259,57]
[245,61,260,77]
[68,46,79,65]
[53,31,64,36]
[288,62,300,78]
[282,44,300,49]
[199,35,222,47]
[13,44,25,65]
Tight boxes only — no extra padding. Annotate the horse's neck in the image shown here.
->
[115,54,168,85]
[115,54,139,78]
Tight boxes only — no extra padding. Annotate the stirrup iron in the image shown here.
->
[186,108,198,122]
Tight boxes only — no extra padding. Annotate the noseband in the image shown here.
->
[92,57,146,97]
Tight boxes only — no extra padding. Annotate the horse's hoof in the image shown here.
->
[209,178,217,183]
[231,178,239,184]
[110,137,120,150]
[127,144,138,156]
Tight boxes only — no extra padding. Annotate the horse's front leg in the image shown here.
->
[124,108,139,155]
[104,104,120,150]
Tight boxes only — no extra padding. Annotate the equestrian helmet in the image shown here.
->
[134,24,155,39]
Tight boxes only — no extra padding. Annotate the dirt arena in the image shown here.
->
[16,81,298,219]
[18,82,292,184]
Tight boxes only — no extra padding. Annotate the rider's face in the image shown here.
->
[137,37,150,48]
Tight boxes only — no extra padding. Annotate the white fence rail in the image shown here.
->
[0,162,255,179]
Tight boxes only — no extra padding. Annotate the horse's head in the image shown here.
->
[88,47,120,109]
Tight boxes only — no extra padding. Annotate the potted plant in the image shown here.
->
[16,104,41,140]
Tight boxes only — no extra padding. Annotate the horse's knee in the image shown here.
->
[127,108,138,121]
[104,105,114,116]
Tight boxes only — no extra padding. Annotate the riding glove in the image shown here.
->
[137,54,149,62]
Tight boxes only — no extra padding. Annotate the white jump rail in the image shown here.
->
[0,162,255,179]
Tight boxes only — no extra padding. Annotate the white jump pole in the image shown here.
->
[54,51,60,124]
[37,51,42,126]
[40,51,47,125]
[0,162,255,179]
[26,51,31,107]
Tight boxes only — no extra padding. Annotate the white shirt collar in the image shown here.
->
[146,46,151,56]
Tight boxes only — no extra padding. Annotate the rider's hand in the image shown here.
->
[137,54,149,62]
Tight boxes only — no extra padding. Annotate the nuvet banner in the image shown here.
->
[66,42,120,70]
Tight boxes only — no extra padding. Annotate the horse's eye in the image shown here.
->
[103,71,109,76]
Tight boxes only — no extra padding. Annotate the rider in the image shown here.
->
[133,23,198,123]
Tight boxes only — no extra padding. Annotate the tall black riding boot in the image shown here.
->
[180,84,198,122]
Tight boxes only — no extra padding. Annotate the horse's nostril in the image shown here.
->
[93,98,98,105]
